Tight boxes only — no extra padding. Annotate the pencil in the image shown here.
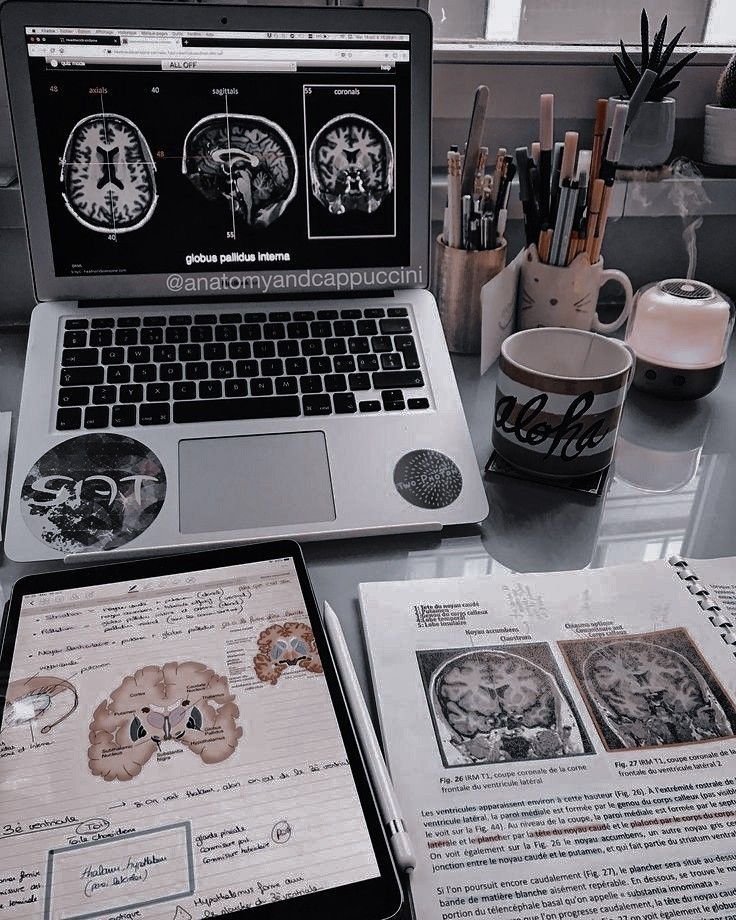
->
[589,99,608,196]
[474,145,489,196]
[585,178,605,261]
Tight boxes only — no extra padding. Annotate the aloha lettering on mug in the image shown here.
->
[493,328,633,478]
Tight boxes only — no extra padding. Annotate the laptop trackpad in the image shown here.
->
[179,433,336,534]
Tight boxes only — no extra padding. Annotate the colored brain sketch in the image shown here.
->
[253,621,323,686]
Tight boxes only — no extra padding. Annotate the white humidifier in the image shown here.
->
[627,280,735,400]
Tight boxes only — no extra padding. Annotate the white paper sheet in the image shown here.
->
[361,559,736,920]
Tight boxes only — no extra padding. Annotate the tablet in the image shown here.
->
[0,542,403,920]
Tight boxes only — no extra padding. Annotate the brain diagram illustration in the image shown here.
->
[253,621,323,686]
[61,113,158,233]
[2,675,78,736]
[87,661,242,782]
[182,114,298,228]
[309,113,394,215]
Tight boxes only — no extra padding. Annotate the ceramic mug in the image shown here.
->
[518,246,633,335]
[492,328,633,478]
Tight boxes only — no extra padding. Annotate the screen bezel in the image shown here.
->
[0,540,404,920]
[0,0,431,303]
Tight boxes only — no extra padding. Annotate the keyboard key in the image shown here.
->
[294,310,315,321]
[251,377,274,396]
[91,317,115,328]
[174,396,300,424]
[373,371,424,389]
[302,339,323,356]
[365,308,385,318]
[381,389,405,411]
[229,342,252,359]
[165,326,188,344]
[359,400,381,413]
[153,346,176,364]
[286,358,307,375]
[388,307,409,317]
[169,315,192,326]
[324,374,347,392]
[263,323,285,339]
[128,346,151,364]
[118,316,141,327]
[348,337,370,354]
[269,311,290,322]
[64,330,87,348]
[186,362,208,380]
[56,407,82,430]
[334,392,357,414]
[395,336,420,368]
[212,361,235,379]
[199,380,223,399]
[348,372,371,391]
[141,327,164,345]
[235,360,258,377]
[143,316,167,326]
[204,343,226,361]
[92,385,117,405]
[107,365,131,384]
[325,338,347,355]
[403,349,420,370]
[243,312,266,323]
[160,363,183,381]
[84,406,109,429]
[62,348,98,367]
[334,355,356,373]
[215,324,237,342]
[357,319,378,336]
[225,379,248,398]
[191,326,214,342]
[120,384,144,403]
[112,404,136,427]
[302,394,332,416]
[101,346,125,365]
[357,354,379,372]
[133,364,157,383]
[340,309,361,319]
[146,382,170,402]
[139,403,170,425]
[220,312,241,324]
[276,376,298,395]
[334,320,355,337]
[261,359,283,377]
[239,323,261,341]
[115,328,139,346]
[309,356,331,375]
[65,318,89,329]
[58,386,89,407]
[287,322,309,339]
[195,313,217,324]
[371,336,392,352]
[89,329,113,347]
[408,397,430,410]
[173,381,196,400]
[316,309,338,320]
[254,341,276,358]
[179,343,202,362]
[277,340,299,357]
[301,375,323,394]
[60,366,103,386]
[381,353,403,370]
[310,321,332,338]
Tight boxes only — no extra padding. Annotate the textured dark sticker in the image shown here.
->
[393,449,462,510]
[21,434,166,553]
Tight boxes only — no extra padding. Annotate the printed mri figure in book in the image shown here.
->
[61,113,158,233]
[309,114,393,215]
[182,114,298,228]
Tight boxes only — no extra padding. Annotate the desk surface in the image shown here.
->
[1,326,735,710]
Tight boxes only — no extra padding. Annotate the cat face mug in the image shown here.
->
[493,328,633,478]
[518,246,633,334]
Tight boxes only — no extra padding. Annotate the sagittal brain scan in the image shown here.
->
[60,113,158,233]
[182,114,298,228]
[309,113,394,215]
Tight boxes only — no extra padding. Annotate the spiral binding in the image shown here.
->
[669,555,736,653]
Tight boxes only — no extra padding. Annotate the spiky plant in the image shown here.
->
[614,8,697,103]
[716,54,736,108]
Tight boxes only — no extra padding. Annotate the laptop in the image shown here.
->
[1,0,489,563]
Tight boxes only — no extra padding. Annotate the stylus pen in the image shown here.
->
[323,602,416,874]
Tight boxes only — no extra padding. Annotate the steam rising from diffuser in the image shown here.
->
[670,159,710,280]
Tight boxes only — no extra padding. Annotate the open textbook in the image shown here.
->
[361,556,736,920]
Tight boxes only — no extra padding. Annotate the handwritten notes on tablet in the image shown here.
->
[0,557,379,918]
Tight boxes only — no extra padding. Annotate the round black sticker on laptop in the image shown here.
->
[21,434,166,553]
[393,449,462,510]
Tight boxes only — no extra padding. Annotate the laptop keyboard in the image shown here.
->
[55,307,431,431]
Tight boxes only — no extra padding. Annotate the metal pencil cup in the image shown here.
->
[432,234,507,354]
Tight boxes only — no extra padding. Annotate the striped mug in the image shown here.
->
[493,328,633,478]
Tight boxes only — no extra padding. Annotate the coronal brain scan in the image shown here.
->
[182,113,298,228]
[309,113,394,215]
[60,113,158,233]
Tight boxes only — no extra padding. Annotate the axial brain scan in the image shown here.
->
[61,114,158,233]
[182,114,298,228]
[309,113,394,215]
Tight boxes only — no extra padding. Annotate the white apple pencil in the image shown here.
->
[323,601,416,873]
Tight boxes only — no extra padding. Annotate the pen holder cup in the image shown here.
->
[432,234,507,354]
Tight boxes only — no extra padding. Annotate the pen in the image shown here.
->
[531,141,541,167]
[474,145,489,196]
[446,150,462,248]
[461,193,472,249]
[549,141,564,225]
[323,602,416,874]
[539,93,554,225]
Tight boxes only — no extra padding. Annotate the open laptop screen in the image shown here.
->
[14,12,424,298]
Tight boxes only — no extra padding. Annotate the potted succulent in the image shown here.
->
[704,54,736,166]
[612,9,697,168]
